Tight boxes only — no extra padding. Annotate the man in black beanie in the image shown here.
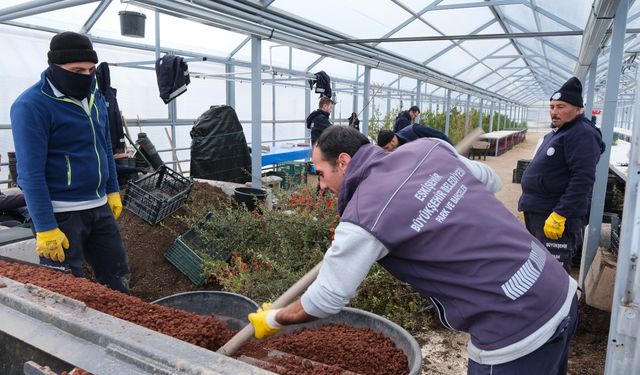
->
[10,31,130,293]
[518,77,605,273]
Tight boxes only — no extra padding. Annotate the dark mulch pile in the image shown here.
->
[119,181,232,301]
[567,299,611,375]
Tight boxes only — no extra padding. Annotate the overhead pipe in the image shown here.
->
[0,0,99,22]
[574,0,622,80]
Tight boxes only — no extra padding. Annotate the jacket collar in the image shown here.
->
[337,144,385,215]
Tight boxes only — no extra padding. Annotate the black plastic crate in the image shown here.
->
[123,165,192,224]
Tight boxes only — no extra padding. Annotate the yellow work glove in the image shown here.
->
[544,212,566,240]
[107,192,123,220]
[518,211,525,222]
[248,303,282,339]
[36,228,70,262]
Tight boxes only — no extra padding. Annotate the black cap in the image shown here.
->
[48,32,98,65]
[550,77,583,107]
[377,130,395,147]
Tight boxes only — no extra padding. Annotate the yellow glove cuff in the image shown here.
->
[248,308,282,339]
[549,211,566,224]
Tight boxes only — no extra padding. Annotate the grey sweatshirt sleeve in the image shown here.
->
[300,222,389,318]
[436,139,503,193]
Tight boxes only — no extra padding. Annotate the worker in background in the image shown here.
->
[518,77,605,273]
[377,123,453,152]
[10,31,130,293]
[393,105,420,132]
[249,126,577,375]
[306,96,335,145]
[0,188,29,227]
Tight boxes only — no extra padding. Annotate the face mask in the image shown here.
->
[46,63,95,100]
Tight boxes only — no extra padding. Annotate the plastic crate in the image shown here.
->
[274,161,309,189]
[164,212,230,286]
[123,165,192,224]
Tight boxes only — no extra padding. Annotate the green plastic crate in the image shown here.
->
[164,212,230,286]
[274,161,309,189]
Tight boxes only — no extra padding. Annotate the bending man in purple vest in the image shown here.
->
[249,126,578,375]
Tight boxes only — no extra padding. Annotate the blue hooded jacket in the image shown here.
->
[10,71,119,232]
[518,114,605,226]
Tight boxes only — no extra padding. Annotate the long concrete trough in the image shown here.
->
[0,276,273,375]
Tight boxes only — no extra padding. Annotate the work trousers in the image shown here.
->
[39,204,130,293]
[524,212,584,274]
[467,295,579,375]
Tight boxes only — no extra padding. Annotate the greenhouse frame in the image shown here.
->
[0,0,639,373]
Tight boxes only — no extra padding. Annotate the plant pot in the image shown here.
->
[119,10,146,38]
[234,187,267,212]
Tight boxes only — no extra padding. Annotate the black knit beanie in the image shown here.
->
[48,32,98,65]
[377,130,395,147]
[550,77,583,107]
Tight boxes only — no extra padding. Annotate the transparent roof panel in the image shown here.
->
[455,63,493,83]
[428,47,479,76]
[158,13,248,58]
[273,0,407,39]
[422,7,494,35]
[4,2,97,31]
[535,0,591,29]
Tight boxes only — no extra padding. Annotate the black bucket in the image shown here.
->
[119,11,146,38]
[152,291,259,331]
[234,187,267,211]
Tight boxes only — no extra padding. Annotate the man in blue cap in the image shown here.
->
[518,77,605,273]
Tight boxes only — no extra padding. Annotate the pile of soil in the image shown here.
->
[119,181,231,301]
[0,259,409,375]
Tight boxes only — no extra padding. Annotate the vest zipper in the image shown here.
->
[41,89,103,198]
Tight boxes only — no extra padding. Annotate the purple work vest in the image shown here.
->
[338,140,570,351]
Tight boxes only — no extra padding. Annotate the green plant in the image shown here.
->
[178,186,433,333]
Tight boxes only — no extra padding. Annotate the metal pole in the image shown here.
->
[331,82,336,123]
[386,90,391,122]
[489,101,495,133]
[250,35,262,187]
[444,89,452,136]
[464,94,471,135]
[585,53,598,119]
[305,77,311,143]
[225,64,236,108]
[353,65,359,114]
[416,80,422,111]
[362,66,371,136]
[478,98,484,130]
[272,75,276,148]
[581,0,627,294]
[605,7,640,374]
[496,102,502,131]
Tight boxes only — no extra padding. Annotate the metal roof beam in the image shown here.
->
[521,2,582,31]
[501,17,579,61]
[136,0,519,103]
[80,0,112,34]
[0,0,99,22]
[428,0,526,11]
[422,19,496,64]
[324,30,583,44]
[453,43,512,77]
